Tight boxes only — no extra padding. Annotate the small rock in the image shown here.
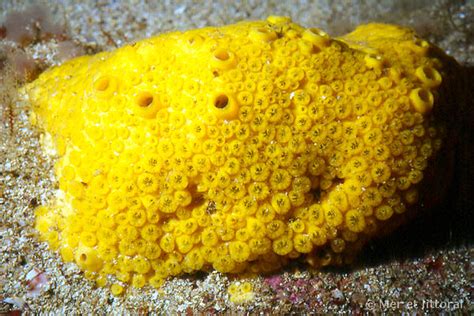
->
[332,288,344,303]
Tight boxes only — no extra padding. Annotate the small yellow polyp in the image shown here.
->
[75,246,103,272]
[26,17,457,292]
[134,91,162,118]
[302,28,330,49]
[211,92,239,120]
[364,54,384,69]
[110,284,124,296]
[410,88,434,114]
[93,75,118,98]
[415,66,442,88]
[228,281,255,304]
[211,48,237,70]
[249,27,278,42]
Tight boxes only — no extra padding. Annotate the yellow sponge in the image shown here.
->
[26,17,457,291]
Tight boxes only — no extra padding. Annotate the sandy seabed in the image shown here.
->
[1,0,473,314]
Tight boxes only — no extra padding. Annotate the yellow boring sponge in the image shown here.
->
[26,17,459,290]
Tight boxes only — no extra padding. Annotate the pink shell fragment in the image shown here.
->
[25,268,49,297]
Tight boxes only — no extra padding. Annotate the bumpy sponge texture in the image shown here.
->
[26,17,456,290]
